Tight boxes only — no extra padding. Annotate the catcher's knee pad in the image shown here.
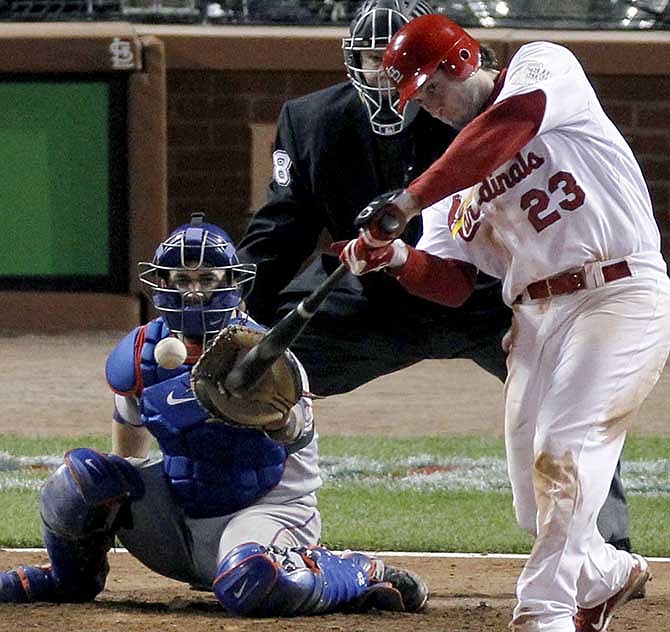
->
[40,448,144,538]
[213,543,375,617]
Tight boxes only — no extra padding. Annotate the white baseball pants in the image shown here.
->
[505,269,670,631]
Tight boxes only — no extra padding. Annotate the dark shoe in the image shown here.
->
[381,564,429,612]
[575,554,650,632]
[347,558,429,613]
[608,537,632,553]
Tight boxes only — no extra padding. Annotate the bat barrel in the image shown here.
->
[223,264,348,397]
[301,264,347,314]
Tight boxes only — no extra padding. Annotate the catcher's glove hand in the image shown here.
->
[190,324,303,430]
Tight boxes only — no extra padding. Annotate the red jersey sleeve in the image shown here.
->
[407,89,546,208]
[389,246,478,307]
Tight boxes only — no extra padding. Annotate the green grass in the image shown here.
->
[320,435,508,460]
[0,489,42,547]
[0,434,668,555]
[318,487,670,557]
[319,487,534,553]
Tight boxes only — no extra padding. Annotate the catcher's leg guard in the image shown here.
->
[0,448,143,603]
[213,543,428,617]
[213,543,372,616]
[0,566,57,603]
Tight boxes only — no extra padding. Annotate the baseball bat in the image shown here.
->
[224,263,348,397]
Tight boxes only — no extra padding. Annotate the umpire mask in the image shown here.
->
[343,0,434,136]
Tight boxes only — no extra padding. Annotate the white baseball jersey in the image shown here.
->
[417,41,665,306]
[407,41,670,629]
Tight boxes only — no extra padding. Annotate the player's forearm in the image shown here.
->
[111,420,152,459]
[389,247,478,307]
[408,90,546,208]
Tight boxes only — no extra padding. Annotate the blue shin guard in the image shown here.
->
[0,566,57,603]
[0,448,144,603]
[213,542,380,616]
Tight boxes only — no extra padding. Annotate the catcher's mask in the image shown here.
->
[342,0,434,136]
[138,213,256,340]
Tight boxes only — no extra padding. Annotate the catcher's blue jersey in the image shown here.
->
[106,317,287,519]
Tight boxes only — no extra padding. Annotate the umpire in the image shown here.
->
[236,0,633,554]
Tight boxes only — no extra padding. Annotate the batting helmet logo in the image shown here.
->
[385,65,404,84]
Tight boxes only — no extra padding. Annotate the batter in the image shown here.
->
[337,15,670,632]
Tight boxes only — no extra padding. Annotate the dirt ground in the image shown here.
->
[1,331,669,630]
[0,550,666,631]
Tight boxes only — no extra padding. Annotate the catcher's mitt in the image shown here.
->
[190,324,303,429]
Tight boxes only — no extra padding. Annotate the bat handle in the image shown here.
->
[378,213,401,237]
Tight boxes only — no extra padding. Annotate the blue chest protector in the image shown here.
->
[107,318,287,519]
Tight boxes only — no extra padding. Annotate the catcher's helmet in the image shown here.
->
[138,213,256,339]
[342,0,434,136]
[384,13,481,112]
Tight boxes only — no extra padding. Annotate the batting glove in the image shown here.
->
[331,237,408,276]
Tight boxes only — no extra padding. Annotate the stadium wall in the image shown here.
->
[1,25,668,330]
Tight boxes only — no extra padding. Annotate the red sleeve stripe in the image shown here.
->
[133,325,147,396]
[408,89,546,208]
[389,246,478,307]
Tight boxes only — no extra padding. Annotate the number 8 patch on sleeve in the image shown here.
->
[272,150,292,187]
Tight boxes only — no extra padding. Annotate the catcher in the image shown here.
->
[0,213,427,616]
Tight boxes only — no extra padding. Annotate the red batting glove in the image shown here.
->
[331,237,408,276]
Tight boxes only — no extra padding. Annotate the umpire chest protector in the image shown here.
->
[107,318,287,519]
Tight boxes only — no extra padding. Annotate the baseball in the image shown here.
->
[154,337,188,369]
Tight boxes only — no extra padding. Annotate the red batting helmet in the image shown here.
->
[383,14,481,111]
